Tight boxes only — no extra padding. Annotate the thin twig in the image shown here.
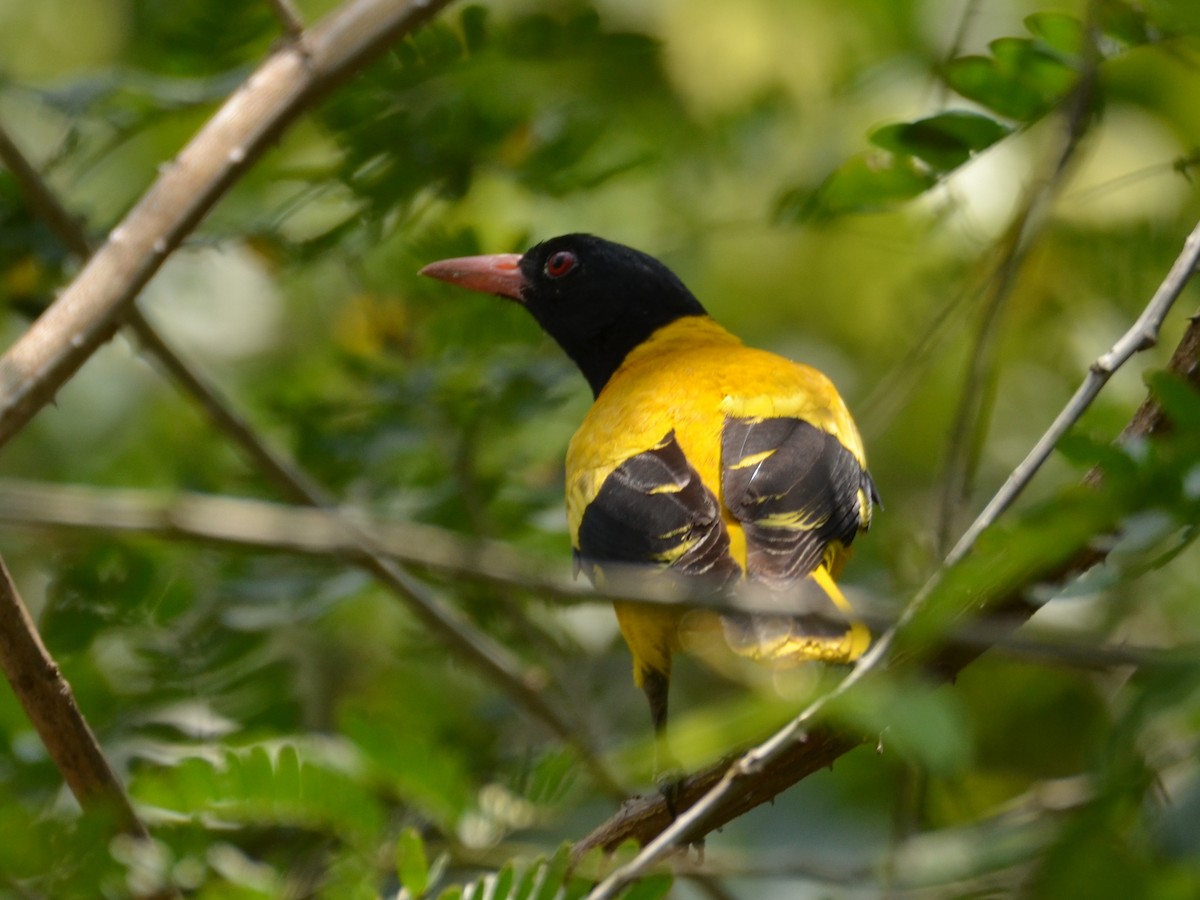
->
[0,478,1180,674]
[265,0,306,38]
[0,479,571,589]
[946,218,1200,566]
[936,212,1034,551]
[936,45,1099,552]
[126,313,335,506]
[0,119,327,506]
[0,126,91,258]
[932,0,983,107]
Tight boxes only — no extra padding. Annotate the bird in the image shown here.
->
[420,234,878,787]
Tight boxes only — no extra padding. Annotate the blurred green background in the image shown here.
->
[1,0,1199,896]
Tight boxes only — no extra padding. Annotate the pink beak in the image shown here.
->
[418,253,525,301]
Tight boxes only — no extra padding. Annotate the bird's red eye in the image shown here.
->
[544,250,577,279]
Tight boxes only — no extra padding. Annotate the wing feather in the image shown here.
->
[719,415,876,660]
[575,431,740,586]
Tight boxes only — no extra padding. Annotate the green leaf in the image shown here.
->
[870,111,1011,173]
[532,844,572,900]
[525,748,578,804]
[961,660,1111,779]
[617,873,674,900]
[397,828,430,898]
[1095,0,1159,46]
[460,5,490,54]
[1055,432,1138,482]
[944,56,1040,120]
[275,743,302,814]
[490,862,515,900]
[568,847,608,886]
[1025,12,1087,57]
[512,858,539,900]
[809,153,937,216]
[907,488,1123,653]
[1146,371,1200,430]
[827,676,972,774]
[945,53,1070,120]
[563,869,596,900]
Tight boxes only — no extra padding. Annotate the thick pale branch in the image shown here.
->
[0,0,452,450]
[0,120,328,507]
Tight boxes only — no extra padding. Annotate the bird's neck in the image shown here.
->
[560,312,712,397]
[573,314,740,398]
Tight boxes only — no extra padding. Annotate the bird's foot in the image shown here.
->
[655,765,686,819]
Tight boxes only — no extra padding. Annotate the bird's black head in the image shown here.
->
[420,234,708,396]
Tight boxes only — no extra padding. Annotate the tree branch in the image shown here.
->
[0,478,1179,673]
[0,0,452,450]
[265,0,306,38]
[0,120,330,508]
[0,558,174,894]
[947,218,1200,566]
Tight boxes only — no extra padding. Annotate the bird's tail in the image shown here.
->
[718,565,870,666]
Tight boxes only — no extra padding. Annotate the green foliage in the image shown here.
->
[0,0,1198,898]
[397,828,431,897]
[315,7,693,227]
[789,2,1168,218]
[614,873,672,900]
[409,843,605,900]
[870,112,1012,175]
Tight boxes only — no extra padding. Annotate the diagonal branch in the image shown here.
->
[947,218,1200,565]
[0,561,184,900]
[0,120,326,507]
[0,0,452,450]
[578,221,1200,890]
[264,0,306,38]
[0,558,146,833]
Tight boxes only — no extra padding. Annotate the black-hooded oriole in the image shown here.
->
[421,234,878,766]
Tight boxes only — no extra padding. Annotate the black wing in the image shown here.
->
[717,415,877,657]
[721,415,875,588]
[575,431,739,587]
